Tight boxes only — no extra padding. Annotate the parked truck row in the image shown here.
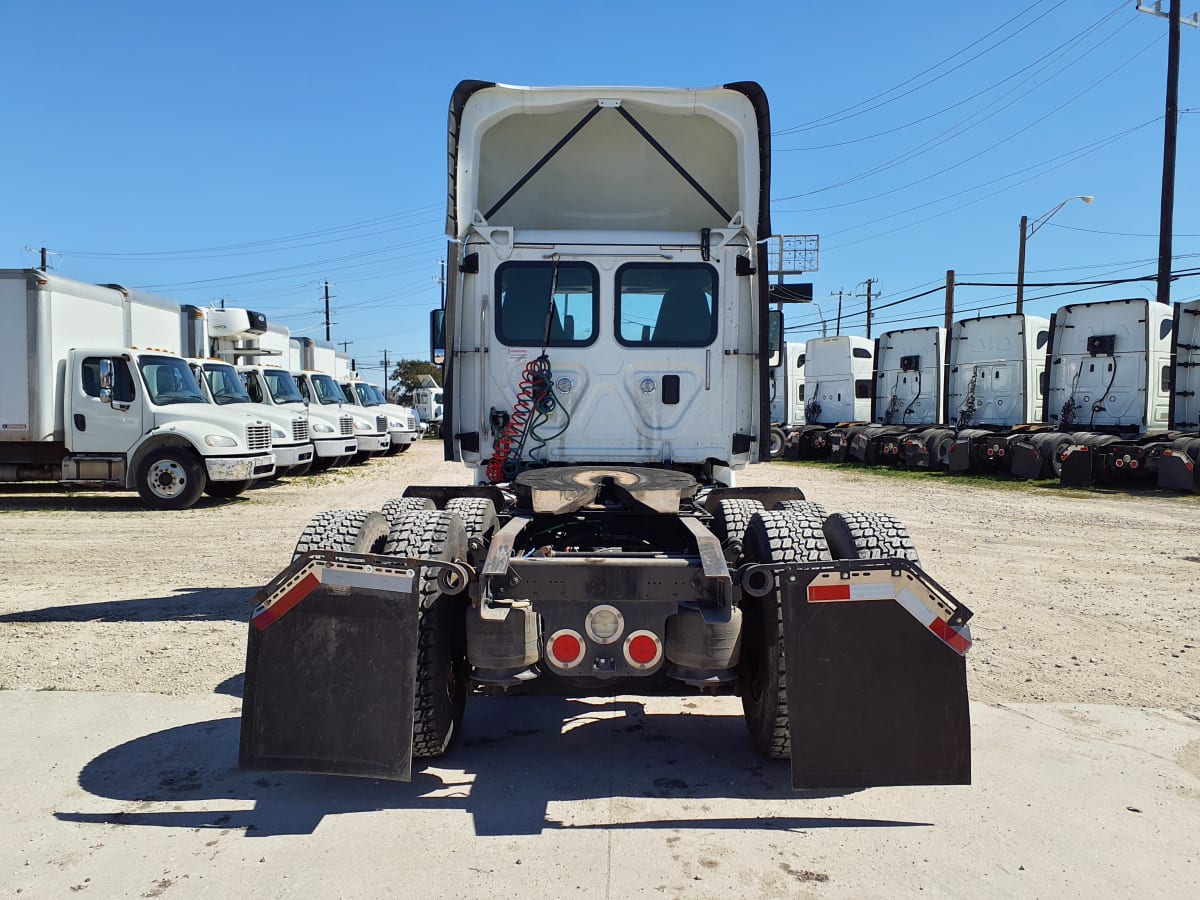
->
[777,296,1200,493]
[0,270,424,509]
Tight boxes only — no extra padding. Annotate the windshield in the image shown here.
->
[352,382,381,406]
[309,374,346,405]
[262,369,304,403]
[203,363,253,404]
[140,355,208,405]
[366,384,389,405]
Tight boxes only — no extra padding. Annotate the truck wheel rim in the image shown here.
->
[147,460,187,498]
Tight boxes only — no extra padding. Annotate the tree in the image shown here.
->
[390,359,443,404]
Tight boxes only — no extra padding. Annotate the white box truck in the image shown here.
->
[337,376,420,454]
[292,337,390,461]
[0,270,275,509]
[179,306,315,480]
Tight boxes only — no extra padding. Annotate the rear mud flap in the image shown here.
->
[774,562,972,788]
[239,552,433,781]
[1158,450,1200,492]
[1058,445,1095,487]
[1009,440,1045,480]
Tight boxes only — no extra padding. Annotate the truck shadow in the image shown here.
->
[54,696,926,838]
[0,491,254,512]
[0,587,255,623]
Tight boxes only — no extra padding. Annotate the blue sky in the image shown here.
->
[2,1,1197,379]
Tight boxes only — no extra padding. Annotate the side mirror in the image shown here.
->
[430,308,446,365]
[98,359,114,405]
[768,309,784,369]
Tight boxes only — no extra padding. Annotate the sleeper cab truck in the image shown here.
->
[847,325,944,467]
[238,81,973,791]
[767,341,805,458]
[0,270,275,509]
[1010,298,1174,486]
[1159,299,1200,492]
[787,335,873,460]
[933,313,1050,473]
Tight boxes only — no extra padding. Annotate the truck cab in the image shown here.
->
[338,377,420,454]
[188,358,314,476]
[293,370,390,462]
[238,365,358,471]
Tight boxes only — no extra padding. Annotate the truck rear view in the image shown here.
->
[240,81,973,789]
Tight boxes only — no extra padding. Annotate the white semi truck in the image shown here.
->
[412,378,444,438]
[1159,299,1200,492]
[1010,297,1174,485]
[839,326,945,466]
[786,335,873,458]
[0,270,275,508]
[767,341,805,457]
[239,81,973,790]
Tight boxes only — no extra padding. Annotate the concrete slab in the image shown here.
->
[0,691,1196,898]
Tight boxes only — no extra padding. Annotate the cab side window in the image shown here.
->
[82,356,134,403]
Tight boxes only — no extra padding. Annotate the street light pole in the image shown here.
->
[1015,195,1094,314]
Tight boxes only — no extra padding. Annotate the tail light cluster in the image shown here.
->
[545,605,662,672]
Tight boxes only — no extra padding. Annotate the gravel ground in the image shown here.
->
[1,442,1198,720]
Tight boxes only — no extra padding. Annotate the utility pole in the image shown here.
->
[831,289,845,336]
[439,259,447,309]
[323,280,333,341]
[337,340,353,353]
[380,349,391,394]
[945,270,956,332]
[1139,0,1198,304]
[1016,215,1029,314]
[40,247,48,270]
[857,279,877,339]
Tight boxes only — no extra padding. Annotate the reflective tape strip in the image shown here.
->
[252,571,319,630]
[898,587,972,655]
[807,582,896,603]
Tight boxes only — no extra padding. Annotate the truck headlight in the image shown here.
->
[205,434,238,447]
[388,418,403,429]
[355,420,370,432]
[272,426,287,439]
[312,421,335,434]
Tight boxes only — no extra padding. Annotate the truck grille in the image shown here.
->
[246,423,271,451]
[376,415,389,433]
[407,415,416,430]
[339,414,354,436]
[291,419,309,442]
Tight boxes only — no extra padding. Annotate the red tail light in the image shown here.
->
[547,629,586,669]
[623,630,662,670]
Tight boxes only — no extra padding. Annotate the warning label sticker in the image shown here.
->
[1,424,28,430]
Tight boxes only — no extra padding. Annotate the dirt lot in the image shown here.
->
[2,442,1197,717]
[1,442,1198,898]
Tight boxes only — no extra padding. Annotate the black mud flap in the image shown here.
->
[946,439,972,473]
[1009,439,1045,480]
[1158,450,1200,492]
[239,552,428,781]
[777,562,972,788]
[1058,445,1095,488]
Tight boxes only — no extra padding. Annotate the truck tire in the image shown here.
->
[205,479,252,499]
[775,499,827,519]
[396,442,412,454]
[445,497,499,568]
[381,495,436,528]
[712,498,765,548]
[384,510,469,759]
[291,509,391,562]
[308,454,338,474]
[823,511,920,564]
[768,426,786,459]
[739,506,830,759]
[135,447,206,510]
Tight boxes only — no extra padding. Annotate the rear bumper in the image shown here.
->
[207,452,276,482]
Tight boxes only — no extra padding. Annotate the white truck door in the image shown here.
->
[66,351,143,454]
